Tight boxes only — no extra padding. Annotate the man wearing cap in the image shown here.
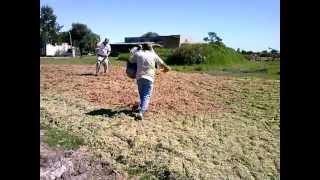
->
[95,38,111,75]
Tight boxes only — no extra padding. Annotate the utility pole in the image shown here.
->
[69,31,75,58]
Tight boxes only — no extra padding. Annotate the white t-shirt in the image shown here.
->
[96,43,111,56]
[130,47,139,54]
[129,50,165,82]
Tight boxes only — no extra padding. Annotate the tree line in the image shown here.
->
[237,48,280,57]
[40,5,100,56]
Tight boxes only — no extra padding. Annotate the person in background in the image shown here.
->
[129,43,171,120]
[95,38,111,75]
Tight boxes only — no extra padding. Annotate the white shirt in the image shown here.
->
[130,47,139,54]
[96,43,111,56]
[129,50,165,82]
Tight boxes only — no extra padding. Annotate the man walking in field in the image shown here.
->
[129,43,171,120]
[95,38,111,75]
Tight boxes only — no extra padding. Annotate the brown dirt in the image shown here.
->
[40,64,231,117]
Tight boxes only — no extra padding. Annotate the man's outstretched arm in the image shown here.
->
[159,63,171,72]
[155,54,171,72]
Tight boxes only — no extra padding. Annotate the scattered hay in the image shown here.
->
[40,64,280,179]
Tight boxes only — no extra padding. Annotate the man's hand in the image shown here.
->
[162,65,170,73]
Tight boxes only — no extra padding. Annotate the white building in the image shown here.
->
[45,43,72,56]
[179,35,205,45]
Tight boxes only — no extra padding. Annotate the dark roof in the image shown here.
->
[125,35,180,39]
[110,42,161,46]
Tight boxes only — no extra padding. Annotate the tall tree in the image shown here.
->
[56,31,70,45]
[40,5,63,55]
[40,5,62,44]
[80,32,100,55]
[70,23,100,55]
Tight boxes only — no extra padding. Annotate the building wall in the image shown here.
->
[109,44,139,56]
[124,35,181,48]
[161,36,180,48]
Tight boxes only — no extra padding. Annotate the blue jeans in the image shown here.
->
[137,78,153,113]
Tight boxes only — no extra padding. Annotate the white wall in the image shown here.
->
[180,35,206,45]
[46,43,71,56]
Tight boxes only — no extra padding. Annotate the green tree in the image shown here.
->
[141,32,159,38]
[260,50,269,57]
[270,49,279,54]
[203,37,209,42]
[203,32,224,45]
[208,32,217,42]
[70,23,100,56]
[215,36,223,44]
[268,47,279,54]
[80,32,100,55]
[247,51,254,55]
[56,31,70,45]
[40,5,63,45]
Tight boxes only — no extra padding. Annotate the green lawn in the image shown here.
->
[40,56,124,66]
[171,61,280,80]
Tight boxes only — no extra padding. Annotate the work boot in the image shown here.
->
[136,111,143,120]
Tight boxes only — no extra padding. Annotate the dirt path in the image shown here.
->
[40,64,280,179]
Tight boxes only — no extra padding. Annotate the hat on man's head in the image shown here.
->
[142,43,153,51]
[103,38,109,43]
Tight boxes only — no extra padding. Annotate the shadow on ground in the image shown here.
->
[79,73,96,76]
[85,108,135,118]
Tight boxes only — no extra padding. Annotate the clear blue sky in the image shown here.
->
[40,0,279,52]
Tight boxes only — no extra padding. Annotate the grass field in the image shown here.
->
[41,56,122,65]
[40,57,279,179]
[172,61,280,80]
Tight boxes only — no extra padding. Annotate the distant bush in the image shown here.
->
[166,44,246,65]
[154,48,174,61]
[166,44,208,65]
[117,53,130,61]
[116,48,174,62]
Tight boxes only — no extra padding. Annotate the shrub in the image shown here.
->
[166,44,208,65]
[117,53,130,61]
[154,48,174,61]
[166,44,246,66]
[117,48,174,62]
